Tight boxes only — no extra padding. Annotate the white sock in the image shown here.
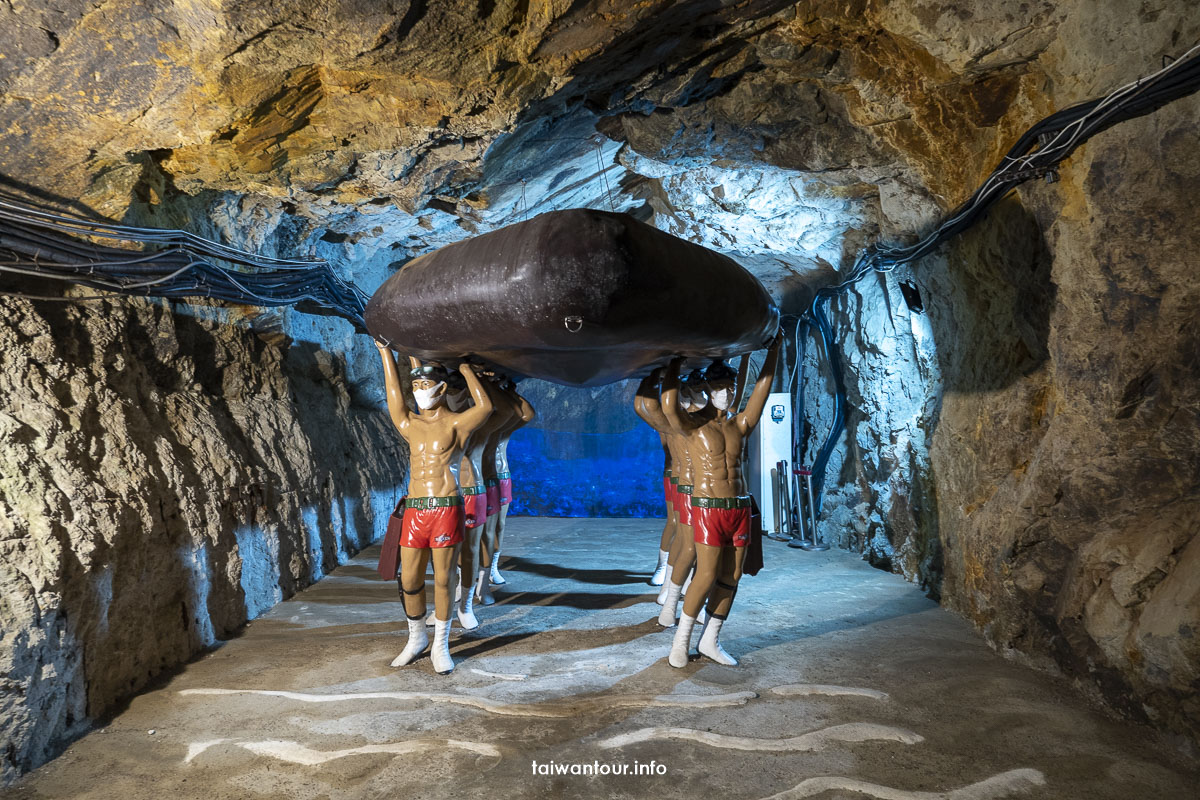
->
[391,617,429,667]
[489,551,506,585]
[697,606,707,626]
[457,575,479,630]
[656,565,674,604]
[650,549,669,586]
[476,568,495,605]
[698,615,737,666]
[431,618,455,674]
[657,581,682,627]
[669,613,696,668]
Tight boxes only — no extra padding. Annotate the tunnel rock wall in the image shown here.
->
[924,97,1200,747]
[0,287,401,782]
[804,81,1200,751]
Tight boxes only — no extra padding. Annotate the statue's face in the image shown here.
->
[709,381,735,411]
[683,385,709,412]
[412,378,447,410]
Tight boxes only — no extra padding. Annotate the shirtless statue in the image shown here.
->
[472,373,513,605]
[664,333,781,667]
[485,379,535,589]
[375,342,493,674]
[443,371,495,630]
[634,369,683,590]
[655,370,714,627]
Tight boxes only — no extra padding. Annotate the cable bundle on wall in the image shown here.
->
[0,194,369,330]
[818,42,1200,299]
[799,42,1200,513]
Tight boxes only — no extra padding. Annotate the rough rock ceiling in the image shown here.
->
[0,0,1119,306]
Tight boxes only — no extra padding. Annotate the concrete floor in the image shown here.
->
[9,517,1199,799]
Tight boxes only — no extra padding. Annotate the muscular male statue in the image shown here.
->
[634,369,681,588]
[375,343,493,674]
[656,370,714,627]
[474,373,516,605]
[444,372,494,631]
[663,334,781,667]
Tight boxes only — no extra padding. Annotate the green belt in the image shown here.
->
[690,495,751,509]
[669,477,680,485]
[460,485,486,496]
[677,484,693,495]
[664,469,672,477]
[406,495,463,509]
[498,471,512,480]
[485,478,500,487]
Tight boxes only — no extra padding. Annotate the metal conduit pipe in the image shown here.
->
[774,459,790,540]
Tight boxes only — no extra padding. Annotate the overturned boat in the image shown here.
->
[365,209,778,386]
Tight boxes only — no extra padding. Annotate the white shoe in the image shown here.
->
[489,551,506,585]
[425,609,437,626]
[657,582,681,627]
[697,607,707,626]
[391,618,429,667]
[650,549,669,586]
[457,576,479,630]
[669,613,696,668]
[431,618,455,674]
[476,568,495,605]
[656,565,674,605]
[698,615,737,665]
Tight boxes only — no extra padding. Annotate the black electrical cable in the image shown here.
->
[807,301,845,512]
[801,42,1200,515]
[0,194,369,330]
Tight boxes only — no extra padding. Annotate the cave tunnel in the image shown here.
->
[1,2,1198,798]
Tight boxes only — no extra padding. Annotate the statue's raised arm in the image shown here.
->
[733,353,750,411]
[514,392,536,426]
[737,333,782,435]
[375,340,412,432]
[661,357,700,434]
[634,368,670,432]
[453,362,494,435]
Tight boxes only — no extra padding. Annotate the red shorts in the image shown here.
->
[663,476,673,503]
[691,502,751,548]
[462,489,487,528]
[485,481,500,516]
[675,486,693,526]
[400,502,464,549]
[499,477,513,506]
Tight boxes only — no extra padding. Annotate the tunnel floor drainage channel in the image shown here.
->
[10,517,1199,800]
